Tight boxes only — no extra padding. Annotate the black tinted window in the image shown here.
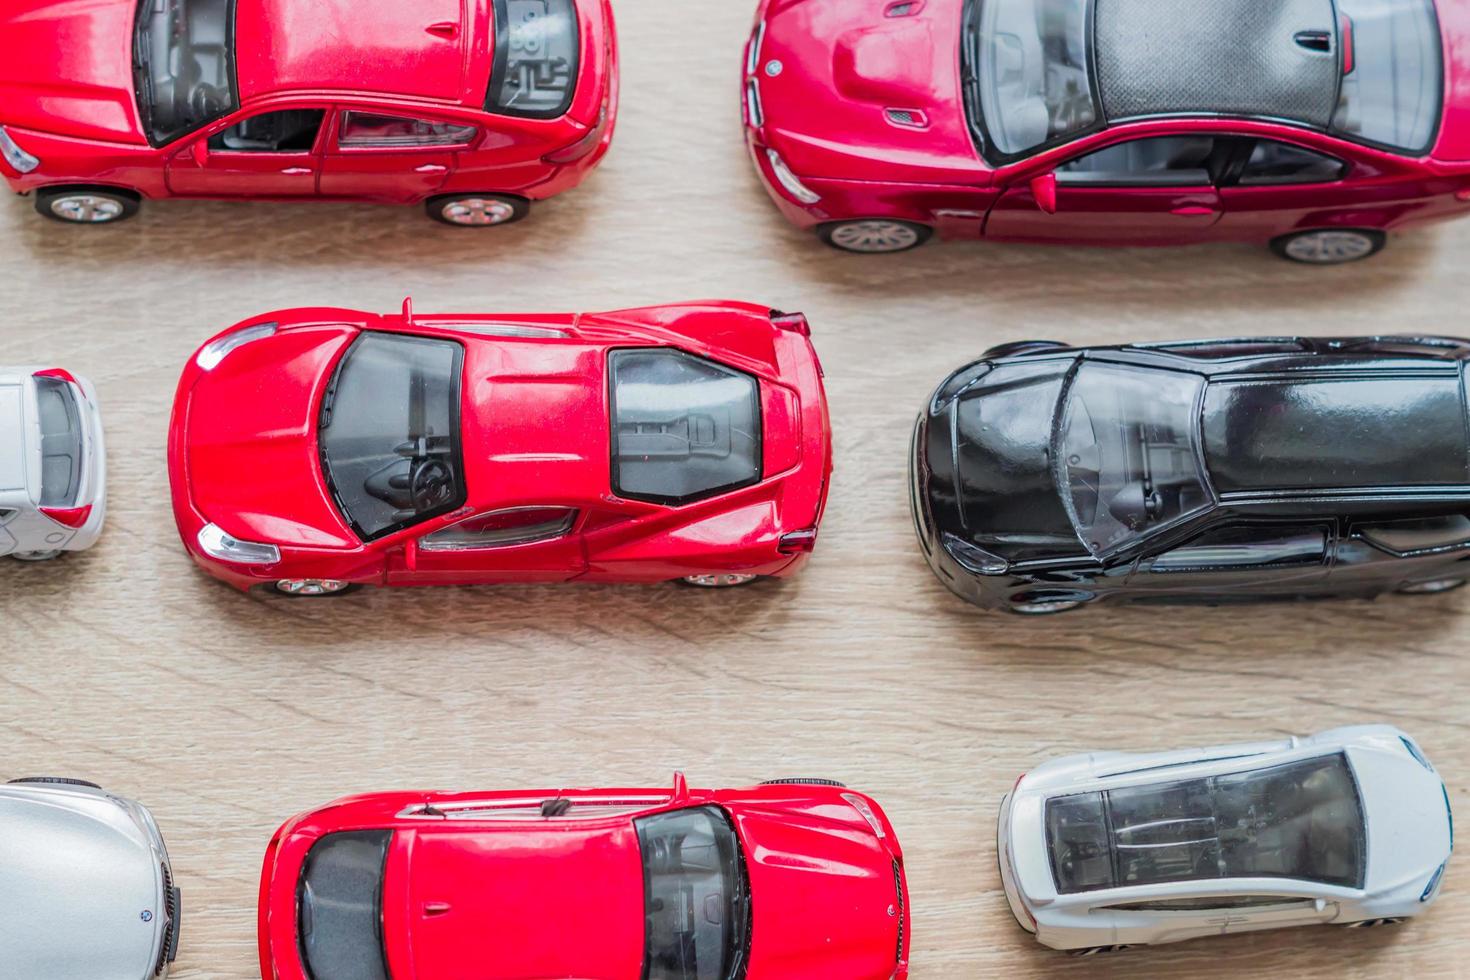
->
[1239,141,1346,185]
[1150,525,1327,572]
[298,831,391,980]
[35,378,83,508]
[420,508,577,552]
[211,109,326,152]
[1108,896,1316,912]
[637,807,750,980]
[1057,137,1219,186]
[133,0,239,145]
[1361,515,1470,554]
[610,351,761,506]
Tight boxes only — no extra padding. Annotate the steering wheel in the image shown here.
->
[409,459,455,512]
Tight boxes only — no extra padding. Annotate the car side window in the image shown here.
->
[1238,140,1348,186]
[1149,526,1327,573]
[209,109,325,152]
[1359,515,1470,556]
[1107,896,1316,912]
[1056,136,1220,187]
[419,507,577,552]
[338,111,478,149]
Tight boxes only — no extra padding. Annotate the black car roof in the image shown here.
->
[1094,0,1341,129]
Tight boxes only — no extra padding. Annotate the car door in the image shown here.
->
[1125,523,1333,600]
[1220,896,1338,935]
[1332,513,1470,595]
[984,135,1228,245]
[388,506,587,586]
[166,107,329,198]
[318,108,473,203]
[1214,137,1365,241]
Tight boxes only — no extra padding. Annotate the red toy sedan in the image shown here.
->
[745,0,1470,263]
[168,301,830,596]
[258,775,909,980]
[0,0,616,227]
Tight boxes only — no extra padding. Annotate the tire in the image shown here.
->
[1271,229,1386,265]
[36,187,141,225]
[426,193,530,228]
[1068,945,1134,957]
[818,220,933,254]
[982,341,1069,360]
[1343,917,1404,928]
[1008,593,1089,616]
[761,778,848,788]
[8,776,102,789]
[1398,579,1466,596]
[678,573,761,589]
[10,550,63,562]
[267,579,362,599]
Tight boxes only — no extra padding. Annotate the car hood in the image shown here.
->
[182,326,359,549]
[756,0,986,182]
[733,807,901,978]
[1351,746,1453,897]
[0,791,161,980]
[0,0,147,145]
[392,824,645,980]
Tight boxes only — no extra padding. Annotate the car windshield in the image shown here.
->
[1059,363,1211,556]
[1330,0,1443,153]
[319,333,465,541]
[961,0,1098,159]
[132,0,240,147]
[636,806,750,980]
[297,831,392,980]
[1046,754,1367,894]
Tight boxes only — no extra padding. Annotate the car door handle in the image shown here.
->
[1171,206,1218,216]
[280,167,313,176]
[415,164,449,174]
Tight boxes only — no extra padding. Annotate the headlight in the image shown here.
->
[487,0,580,118]
[842,793,888,839]
[0,126,40,174]
[196,323,277,370]
[1422,861,1447,902]
[197,523,281,565]
[765,149,820,204]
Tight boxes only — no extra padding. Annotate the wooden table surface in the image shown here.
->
[4,3,1469,978]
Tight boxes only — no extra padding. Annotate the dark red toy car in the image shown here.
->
[745,0,1470,262]
[0,0,617,226]
[258,775,909,980]
[168,301,830,596]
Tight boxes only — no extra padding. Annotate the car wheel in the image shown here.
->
[1398,579,1466,596]
[36,187,141,225]
[679,573,761,588]
[426,193,530,228]
[1068,945,1134,957]
[10,550,63,562]
[1008,593,1088,616]
[269,579,360,598]
[1344,917,1404,928]
[1271,229,1385,265]
[8,776,102,789]
[982,341,1070,360]
[760,778,848,788]
[818,220,933,254]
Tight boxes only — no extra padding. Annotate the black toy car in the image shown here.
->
[912,335,1470,614]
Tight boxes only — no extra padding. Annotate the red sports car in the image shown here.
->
[168,301,830,596]
[258,775,910,980]
[0,0,616,227]
[745,0,1470,263]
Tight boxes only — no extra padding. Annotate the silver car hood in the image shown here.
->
[0,791,162,980]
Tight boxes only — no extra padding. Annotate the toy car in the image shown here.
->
[998,725,1453,955]
[912,334,1470,614]
[0,0,617,226]
[744,0,1469,263]
[168,301,830,596]
[258,774,908,979]
[1,366,106,561]
[2,776,181,977]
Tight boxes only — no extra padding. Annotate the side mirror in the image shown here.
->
[402,537,419,571]
[1029,172,1059,214]
[190,138,210,167]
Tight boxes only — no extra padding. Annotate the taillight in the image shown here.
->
[771,311,810,336]
[41,504,92,529]
[779,529,818,554]
[542,108,609,165]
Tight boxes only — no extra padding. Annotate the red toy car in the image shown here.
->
[168,301,830,596]
[745,0,1470,263]
[0,0,616,227]
[258,774,909,980]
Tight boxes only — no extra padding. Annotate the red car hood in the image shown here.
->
[183,326,358,550]
[734,807,901,979]
[391,825,646,980]
[757,0,985,182]
[1434,4,1470,161]
[0,0,146,144]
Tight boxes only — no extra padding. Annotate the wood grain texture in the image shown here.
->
[2,3,1470,978]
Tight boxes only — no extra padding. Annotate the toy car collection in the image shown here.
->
[0,0,618,226]
[913,334,1470,614]
[1,777,180,979]
[258,774,909,980]
[0,366,106,561]
[999,726,1452,954]
[745,0,1470,262]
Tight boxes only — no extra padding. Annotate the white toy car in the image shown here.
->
[0,777,180,977]
[998,725,1452,955]
[0,367,105,561]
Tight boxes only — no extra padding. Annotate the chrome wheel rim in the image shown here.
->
[1010,599,1083,616]
[275,579,348,597]
[10,550,62,562]
[50,195,125,223]
[1400,578,1465,595]
[441,198,516,226]
[683,573,759,588]
[1283,231,1376,264]
[829,221,921,253]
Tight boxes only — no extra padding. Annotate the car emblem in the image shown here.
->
[765,60,784,77]
[140,910,153,923]
[887,904,897,917]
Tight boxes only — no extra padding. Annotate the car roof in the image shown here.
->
[1094,0,1341,130]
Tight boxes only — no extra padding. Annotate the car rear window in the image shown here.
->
[133,0,241,146]
[487,0,581,118]
[1046,753,1366,894]
[297,831,391,980]
[1331,0,1443,154]
[35,377,83,508]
